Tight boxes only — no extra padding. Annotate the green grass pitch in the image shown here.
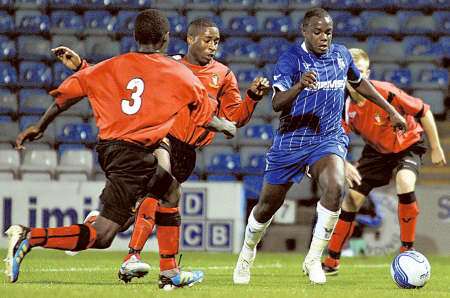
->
[1,249,449,298]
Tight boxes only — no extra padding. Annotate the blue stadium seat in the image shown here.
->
[206,152,241,174]
[0,36,16,60]
[0,11,14,33]
[234,68,265,85]
[261,16,293,36]
[361,12,400,35]
[0,89,17,116]
[120,36,137,53]
[241,146,266,175]
[0,115,12,123]
[151,0,186,10]
[81,0,111,9]
[414,68,449,90]
[52,35,86,58]
[57,123,96,143]
[207,174,237,181]
[434,12,450,35]
[49,0,80,9]
[370,63,401,81]
[352,0,392,8]
[0,0,13,9]
[289,11,305,30]
[16,11,50,34]
[185,0,222,10]
[243,175,263,199]
[0,62,17,87]
[413,90,446,115]
[58,143,87,156]
[368,37,404,63]
[17,36,51,61]
[186,11,224,31]
[63,98,92,118]
[19,115,40,130]
[239,123,273,146]
[255,0,289,10]
[260,38,291,63]
[227,15,257,35]
[116,10,137,35]
[289,0,321,9]
[398,11,436,35]
[50,11,84,34]
[221,0,255,10]
[322,0,359,9]
[84,10,116,34]
[381,68,412,89]
[223,38,261,63]
[396,0,431,9]
[167,38,188,56]
[403,36,437,62]
[168,14,188,35]
[19,88,52,114]
[53,62,74,86]
[438,37,450,58]
[85,36,120,62]
[331,11,364,35]
[19,62,52,88]
[14,0,48,9]
[431,0,449,9]
[111,0,151,9]
[0,121,19,143]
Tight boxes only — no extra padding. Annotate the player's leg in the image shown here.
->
[396,164,419,252]
[119,145,171,282]
[65,209,100,256]
[303,154,344,284]
[233,182,292,284]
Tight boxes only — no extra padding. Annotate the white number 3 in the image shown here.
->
[121,78,144,115]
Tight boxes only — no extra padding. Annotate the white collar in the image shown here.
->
[301,42,309,53]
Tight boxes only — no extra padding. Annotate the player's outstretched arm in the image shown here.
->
[272,71,317,112]
[350,78,407,132]
[52,46,83,71]
[204,116,237,139]
[420,110,447,166]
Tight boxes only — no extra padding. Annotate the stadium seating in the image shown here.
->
[19,62,52,88]
[362,12,400,35]
[53,62,74,87]
[84,10,116,35]
[85,36,120,62]
[18,36,51,61]
[238,121,274,146]
[399,11,436,35]
[56,149,94,177]
[52,35,86,59]
[0,89,17,116]
[0,11,14,33]
[413,90,446,115]
[167,11,188,35]
[332,11,364,35]
[116,10,137,35]
[16,10,50,34]
[255,0,289,10]
[111,0,151,9]
[20,149,58,176]
[0,149,20,176]
[0,62,17,87]
[0,36,16,60]
[167,37,188,56]
[18,88,52,114]
[48,0,80,9]
[50,11,84,34]
[240,146,267,175]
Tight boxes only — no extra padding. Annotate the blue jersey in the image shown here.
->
[271,42,361,151]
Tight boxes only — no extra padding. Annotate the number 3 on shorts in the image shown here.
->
[121,78,144,115]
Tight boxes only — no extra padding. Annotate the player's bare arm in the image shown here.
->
[52,46,82,70]
[350,78,407,132]
[272,70,317,112]
[420,110,447,166]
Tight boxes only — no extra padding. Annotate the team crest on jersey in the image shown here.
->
[348,111,356,119]
[209,73,220,88]
[302,62,311,70]
[337,56,345,70]
[374,112,387,126]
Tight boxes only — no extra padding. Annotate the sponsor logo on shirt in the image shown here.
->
[305,79,346,91]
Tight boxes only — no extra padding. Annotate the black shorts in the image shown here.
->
[352,140,427,196]
[96,139,173,226]
[160,134,197,183]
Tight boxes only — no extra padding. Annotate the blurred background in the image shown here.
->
[0,0,449,255]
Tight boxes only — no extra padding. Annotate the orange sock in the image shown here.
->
[398,192,419,248]
[327,210,356,259]
[156,206,180,272]
[128,197,158,253]
[29,224,96,251]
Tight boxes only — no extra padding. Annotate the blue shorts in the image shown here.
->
[264,137,349,185]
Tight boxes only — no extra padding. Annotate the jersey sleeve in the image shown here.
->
[343,47,362,84]
[189,78,214,127]
[375,82,430,117]
[272,53,298,92]
[218,70,257,127]
[49,71,88,108]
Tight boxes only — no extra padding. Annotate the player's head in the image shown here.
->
[301,8,333,55]
[186,18,220,66]
[349,48,370,80]
[134,9,170,52]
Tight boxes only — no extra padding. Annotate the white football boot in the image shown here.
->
[302,256,326,284]
[233,246,256,285]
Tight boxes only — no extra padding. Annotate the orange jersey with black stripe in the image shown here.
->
[345,80,430,154]
[168,57,258,147]
[52,53,213,147]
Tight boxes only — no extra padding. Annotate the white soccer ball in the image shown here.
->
[390,251,431,289]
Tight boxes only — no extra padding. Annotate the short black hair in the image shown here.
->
[134,9,170,45]
[302,8,332,28]
[187,18,218,37]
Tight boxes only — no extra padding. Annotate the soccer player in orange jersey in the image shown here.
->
[52,18,269,288]
[5,9,236,288]
[322,48,447,275]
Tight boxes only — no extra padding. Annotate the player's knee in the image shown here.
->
[93,232,115,249]
[396,170,416,194]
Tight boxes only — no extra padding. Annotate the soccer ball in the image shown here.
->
[390,251,431,289]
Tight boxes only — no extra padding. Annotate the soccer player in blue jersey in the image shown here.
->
[233,8,407,285]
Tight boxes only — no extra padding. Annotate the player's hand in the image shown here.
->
[51,46,82,71]
[431,146,447,166]
[249,77,270,97]
[15,125,43,150]
[299,71,318,89]
[345,161,361,188]
[389,111,408,133]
